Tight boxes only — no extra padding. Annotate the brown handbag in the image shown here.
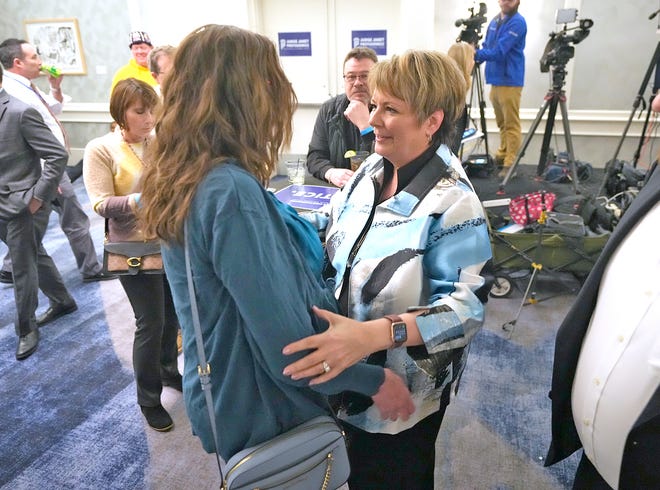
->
[102,220,163,275]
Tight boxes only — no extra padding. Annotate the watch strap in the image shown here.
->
[384,314,406,347]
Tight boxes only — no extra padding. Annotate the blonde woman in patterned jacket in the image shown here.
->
[283,50,492,490]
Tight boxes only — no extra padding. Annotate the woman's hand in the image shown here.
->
[282,306,382,385]
[372,368,415,421]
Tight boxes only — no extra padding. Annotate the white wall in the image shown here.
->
[59,0,660,169]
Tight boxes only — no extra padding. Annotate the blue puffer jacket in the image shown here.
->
[475,12,527,87]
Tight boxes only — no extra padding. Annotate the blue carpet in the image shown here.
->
[0,184,150,489]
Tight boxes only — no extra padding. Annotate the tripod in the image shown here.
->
[466,62,491,157]
[499,63,580,194]
[597,41,660,196]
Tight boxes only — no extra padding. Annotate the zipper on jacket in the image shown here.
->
[338,177,380,315]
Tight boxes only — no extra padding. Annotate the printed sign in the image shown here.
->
[275,185,339,211]
[278,32,312,56]
[351,30,387,55]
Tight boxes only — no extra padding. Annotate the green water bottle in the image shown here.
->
[41,64,61,77]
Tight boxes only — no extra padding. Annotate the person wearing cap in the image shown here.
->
[110,31,157,93]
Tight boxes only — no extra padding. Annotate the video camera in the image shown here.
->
[455,2,488,46]
[540,9,594,73]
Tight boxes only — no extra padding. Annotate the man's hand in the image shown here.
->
[48,74,64,102]
[28,197,42,214]
[372,368,415,421]
[324,168,354,188]
[343,100,371,131]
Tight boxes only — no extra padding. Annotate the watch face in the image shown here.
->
[392,322,407,344]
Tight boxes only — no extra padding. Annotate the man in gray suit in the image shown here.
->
[0,65,77,360]
[0,38,113,284]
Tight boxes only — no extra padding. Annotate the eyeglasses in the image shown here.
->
[343,73,369,83]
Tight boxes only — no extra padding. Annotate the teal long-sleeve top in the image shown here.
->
[161,162,384,459]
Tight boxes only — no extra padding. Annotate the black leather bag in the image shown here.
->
[103,240,163,275]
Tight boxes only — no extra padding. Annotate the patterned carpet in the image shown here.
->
[0,175,582,489]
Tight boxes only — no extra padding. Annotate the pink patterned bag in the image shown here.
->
[508,190,556,226]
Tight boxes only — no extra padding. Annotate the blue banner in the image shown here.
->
[278,32,312,56]
[351,30,387,55]
[274,185,339,211]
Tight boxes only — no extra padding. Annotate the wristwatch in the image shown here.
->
[384,314,407,348]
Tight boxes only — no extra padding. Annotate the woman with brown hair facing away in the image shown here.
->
[139,24,413,463]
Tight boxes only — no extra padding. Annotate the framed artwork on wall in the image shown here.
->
[24,18,87,75]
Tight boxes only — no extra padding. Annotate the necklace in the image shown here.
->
[123,136,147,165]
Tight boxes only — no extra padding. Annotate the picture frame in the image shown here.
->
[24,18,87,75]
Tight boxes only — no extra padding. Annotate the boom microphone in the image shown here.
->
[455,18,469,27]
[650,8,660,20]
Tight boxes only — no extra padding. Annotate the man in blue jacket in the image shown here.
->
[475,0,526,177]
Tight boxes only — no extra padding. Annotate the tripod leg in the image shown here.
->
[598,41,660,196]
[499,97,551,192]
[475,67,491,156]
[631,94,656,167]
[536,94,559,178]
[558,98,580,194]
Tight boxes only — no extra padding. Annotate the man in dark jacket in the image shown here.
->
[475,0,526,177]
[545,162,660,488]
[306,47,377,187]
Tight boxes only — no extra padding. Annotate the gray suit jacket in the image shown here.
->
[0,88,67,221]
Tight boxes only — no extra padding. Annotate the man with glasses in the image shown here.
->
[306,47,377,187]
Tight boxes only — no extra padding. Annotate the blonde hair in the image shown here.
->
[368,49,466,145]
[447,42,474,89]
[140,25,297,242]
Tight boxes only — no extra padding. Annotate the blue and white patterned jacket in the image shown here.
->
[305,144,492,434]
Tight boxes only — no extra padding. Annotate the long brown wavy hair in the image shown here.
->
[140,24,297,242]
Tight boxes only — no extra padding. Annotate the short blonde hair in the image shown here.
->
[447,41,474,88]
[369,49,467,145]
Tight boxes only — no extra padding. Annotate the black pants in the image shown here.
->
[118,273,180,407]
[341,386,450,490]
[572,452,613,489]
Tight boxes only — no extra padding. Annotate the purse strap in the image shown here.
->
[184,221,225,484]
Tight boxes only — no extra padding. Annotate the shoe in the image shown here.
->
[16,330,39,360]
[140,404,174,432]
[36,301,78,327]
[0,270,13,284]
[162,374,183,392]
[82,271,117,282]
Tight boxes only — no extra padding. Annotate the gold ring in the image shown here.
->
[322,361,331,373]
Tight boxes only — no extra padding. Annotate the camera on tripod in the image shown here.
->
[540,9,594,73]
[455,2,488,46]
